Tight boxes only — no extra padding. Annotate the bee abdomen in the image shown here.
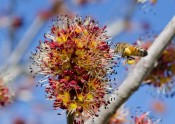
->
[130,46,147,57]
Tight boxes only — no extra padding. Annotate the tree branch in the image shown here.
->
[106,0,136,37]
[0,16,45,71]
[85,16,175,124]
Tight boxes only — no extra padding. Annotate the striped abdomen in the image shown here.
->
[128,45,148,57]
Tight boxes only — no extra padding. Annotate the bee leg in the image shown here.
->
[127,56,135,60]
[121,49,126,58]
[122,54,125,58]
[124,56,130,64]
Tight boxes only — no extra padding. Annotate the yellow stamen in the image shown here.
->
[62,92,70,104]
[86,93,93,101]
[69,102,78,110]
[83,29,88,35]
[78,94,84,102]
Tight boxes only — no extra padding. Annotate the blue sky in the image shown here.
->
[0,0,175,124]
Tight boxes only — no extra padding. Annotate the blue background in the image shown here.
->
[0,0,175,124]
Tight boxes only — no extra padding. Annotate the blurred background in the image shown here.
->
[0,0,175,124]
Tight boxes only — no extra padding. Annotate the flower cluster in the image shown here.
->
[109,106,160,124]
[0,78,13,107]
[31,16,116,120]
[136,0,157,4]
[137,41,175,96]
[133,112,160,124]
[109,106,129,124]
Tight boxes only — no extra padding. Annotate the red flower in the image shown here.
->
[31,16,117,121]
[0,77,13,107]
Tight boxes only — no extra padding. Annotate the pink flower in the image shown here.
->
[0,77,13,107]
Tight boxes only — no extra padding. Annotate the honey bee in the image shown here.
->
[114,42,148,64]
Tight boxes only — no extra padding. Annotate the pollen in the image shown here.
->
[124,47,132,56]
[126,58,135,65]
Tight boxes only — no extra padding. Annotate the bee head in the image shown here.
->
[143,50,148,56]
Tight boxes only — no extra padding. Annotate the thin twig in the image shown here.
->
[106,0,136,37]
[0,16,45,71]
[67,111,74,124]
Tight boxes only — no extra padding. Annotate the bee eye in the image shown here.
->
[143,50,148,56]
